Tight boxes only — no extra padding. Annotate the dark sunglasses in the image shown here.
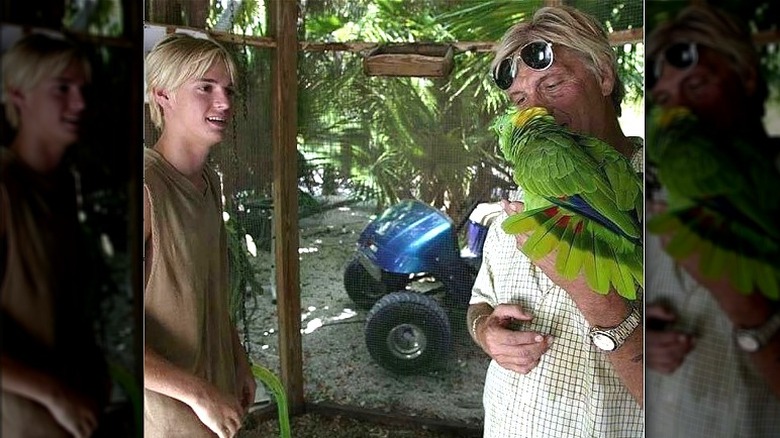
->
[648,42,698,89]
[492,40,554,90]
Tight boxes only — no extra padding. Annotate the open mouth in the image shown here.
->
[206,116,227,127]
[62,117,82,130]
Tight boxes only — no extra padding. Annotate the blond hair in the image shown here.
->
[145,33,237,130]
[2,33,90,129]
[492,6,625,116]
[647,4,767,117]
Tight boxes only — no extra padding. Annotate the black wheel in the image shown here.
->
[343,257,407,309]
[365,291,452,374]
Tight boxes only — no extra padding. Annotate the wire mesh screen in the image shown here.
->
[294,47,502,428]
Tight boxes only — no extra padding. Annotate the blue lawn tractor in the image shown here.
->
[343,200,502,374]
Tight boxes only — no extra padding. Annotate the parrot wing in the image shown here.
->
[647,105,780,300]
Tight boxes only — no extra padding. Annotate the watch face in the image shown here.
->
[736,333,761,352]
[592,332,617,351]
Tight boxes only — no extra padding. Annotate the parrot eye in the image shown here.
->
[492,40,555,91]
[648,42,698,90]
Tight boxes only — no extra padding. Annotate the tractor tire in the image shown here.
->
[365,291,452,374]
[343,257,407,309]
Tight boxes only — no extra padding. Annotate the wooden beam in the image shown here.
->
[123,1,145,433]
[753,29,780,45]
[270,0,305,414]
[306,402,484,437]
[145,22,646,52]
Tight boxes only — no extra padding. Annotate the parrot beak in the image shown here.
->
[658,106,693,128]
[512,106,550,128]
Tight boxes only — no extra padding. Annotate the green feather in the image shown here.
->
[555,218,578,280]
[565,218,588,280]
[664,221,702,260]
[755,261,780,300]
[523,211,566,260]
[592,229,612,294]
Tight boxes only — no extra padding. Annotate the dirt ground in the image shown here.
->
[241,412,478,438]
[239,201,490,435]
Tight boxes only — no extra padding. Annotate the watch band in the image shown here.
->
[589,306,642,352]
[734,310,780,353]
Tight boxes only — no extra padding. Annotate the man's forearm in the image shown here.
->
[467,303,494,348]
[560,285,644,406]
[144,345,206,407]
[676,254,780,397]
[605,322,643,405]
[1,353,60,406]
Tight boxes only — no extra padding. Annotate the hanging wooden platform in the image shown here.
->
[363,43,455,77]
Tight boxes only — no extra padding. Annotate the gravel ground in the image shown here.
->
[240,412,475,438]
[239,202,489,434]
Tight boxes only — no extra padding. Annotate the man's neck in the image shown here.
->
[600,114,635,159]
[9,132,67,174]
[153,131,214,181]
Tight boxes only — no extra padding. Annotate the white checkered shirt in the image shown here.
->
[470,138,644,437]
[646,234,780,438]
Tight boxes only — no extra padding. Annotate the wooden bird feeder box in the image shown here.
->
[363,43,454,78]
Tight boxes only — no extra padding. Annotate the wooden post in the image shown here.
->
[270,0,304,413]
[126,0,144,413]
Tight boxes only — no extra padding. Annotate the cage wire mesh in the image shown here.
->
[145,0,644,432]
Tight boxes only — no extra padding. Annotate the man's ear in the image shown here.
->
[742,65,758,96]
[153,88,172,108]
[7,87,25,108]
[599,67,615,97]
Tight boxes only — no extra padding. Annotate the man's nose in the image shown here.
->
[69,88,86,112]
[214,89,231,110]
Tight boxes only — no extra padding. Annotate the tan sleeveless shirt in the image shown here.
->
[143,148,238,437]
[1,148,106,437]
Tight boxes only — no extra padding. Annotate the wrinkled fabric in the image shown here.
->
[143,148,238,437]
[1,148,107,437]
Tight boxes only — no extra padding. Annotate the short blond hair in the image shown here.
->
[2,33,90,129]
[647,4,767,117]
[492,6,625,116]
[145,33,237,130]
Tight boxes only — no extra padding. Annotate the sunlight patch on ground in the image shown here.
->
[300,307,359,334]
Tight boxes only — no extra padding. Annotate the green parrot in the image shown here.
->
[646,105,780,300]
[493,106,643,300]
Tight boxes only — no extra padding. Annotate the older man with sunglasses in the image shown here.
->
[645,4,780,438]
[467,6,643,437]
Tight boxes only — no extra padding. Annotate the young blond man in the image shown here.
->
[1,33,108,438]
[143,33,256,438]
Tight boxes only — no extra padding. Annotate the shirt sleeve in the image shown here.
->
[470,219,501,306]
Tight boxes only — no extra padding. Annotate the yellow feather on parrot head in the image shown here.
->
[511,106,550,128]
[657,106,694,128]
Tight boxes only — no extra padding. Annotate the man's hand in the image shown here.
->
[189,381,244,438]
[474,304,553,375]
[646,304,695,374]
[44,383,100,438]
[236,357,257,412]
[231,329,257,413]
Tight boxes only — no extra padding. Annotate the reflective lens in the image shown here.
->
[666,42,698,69]
[520,41,554,70]
[649,42,698,89]
[494,57,515,90]
[492,40,554,90]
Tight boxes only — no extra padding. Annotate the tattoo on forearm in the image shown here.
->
[631,354,643,363]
